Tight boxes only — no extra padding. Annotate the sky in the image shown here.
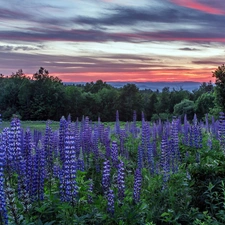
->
[0,0,224,82]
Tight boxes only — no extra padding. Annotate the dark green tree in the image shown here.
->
[117,84,143,121]
[195,93,215,119]
[212,64,225,112]
[174,99,195,120]
[30,67,65,120]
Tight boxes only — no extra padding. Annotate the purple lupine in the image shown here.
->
[205,114,209,133]
[1,128,12,175]
[131,110,137,138]
[191,124,202,149]
[105,140,111,159]
[171,117,181,172]
[218,112,225,153]
[107,189,115,215]
[59,116,67,163]
[0,138,8,225]
[111,141,119,167]
[117,160,125,202]
[119,129,126,157]
[115,110,120,135]
[82,117,91,167]
[9,117,25,174]
[161,136,170,184]
[147,143,154,175]
[93,126,100,172]
[133,169,142,203]
[77,158,85,172]
[182,114,189,146]
[87,179,93,204]
[33,142,46,201]
[102,160,111,195]
[137,145,143,170]
[44,121,54,177]
[60,122,78,204]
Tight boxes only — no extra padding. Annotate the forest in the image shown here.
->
[0,66,222,122]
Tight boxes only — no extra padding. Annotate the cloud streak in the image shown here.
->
[0,0,222,82]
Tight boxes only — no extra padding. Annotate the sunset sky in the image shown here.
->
[0,0,224,82]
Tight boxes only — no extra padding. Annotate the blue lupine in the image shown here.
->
[9,117,25,174]
[102,160,111,195]
[147,143,154,175]
[77,158,85,172]
[93,126,100,172]
[115,110,120,135]
[218,112,225,153]
[161,136,170,183]
[33,141,46,201]
[1,128,12,173]
[107,189,115,215]
[171,117,181,172]
[137,145,143,170]
[0,138,8,225]
[111,141,118,167]
[60,122,78,204]
[88,179,93,204]
[59,116,67,163]
[119,129,126,157]
[117,160,125,202]
[44,121,54,177]
[133,169,142,203]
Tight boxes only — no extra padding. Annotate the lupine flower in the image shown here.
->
[44,121,54,177]
[60,122,78,204]
[111,141,118,167]
[107,189,115,215]
[102,160,111,195]
[115,110,120,135]
[87,179,93,204]
[133,169,142,203]
[147,143,154,175]
[137,145,143,170]
[9,117,25,175]
[160,136,170,184]
[218,112,225,153]
[93,127,100,172]
[77,158,85,172]
[59,116,67,163]
[0,140,8,225]
[117,160,125,202]
[32,142,45,202]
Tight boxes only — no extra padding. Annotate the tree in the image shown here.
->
[30,67,65,120]
[213,64,225,112]
[117,84,143,121]
[195,93,215,119]
[174,99,195,120]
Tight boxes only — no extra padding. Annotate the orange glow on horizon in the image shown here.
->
[38,68,216,83]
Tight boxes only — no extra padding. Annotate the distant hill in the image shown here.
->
[64,81,202,92]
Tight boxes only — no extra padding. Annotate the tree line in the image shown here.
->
[0,65,224,122]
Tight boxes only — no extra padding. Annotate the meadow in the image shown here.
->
[1,111,225,225]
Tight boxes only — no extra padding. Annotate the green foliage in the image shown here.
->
[213,64,225,113]
[174,99,195,120]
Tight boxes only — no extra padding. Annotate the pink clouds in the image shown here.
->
[171,0,225,15]
[53,67,215,83]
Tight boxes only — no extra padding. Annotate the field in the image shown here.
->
[1,113,225,225]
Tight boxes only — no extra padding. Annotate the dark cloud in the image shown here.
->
[192,60,224,65]
[179,47,200,51]
[0,45,44,52]
[0,8,31,20]
[0,51,174,75]
[0,27,225,44]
